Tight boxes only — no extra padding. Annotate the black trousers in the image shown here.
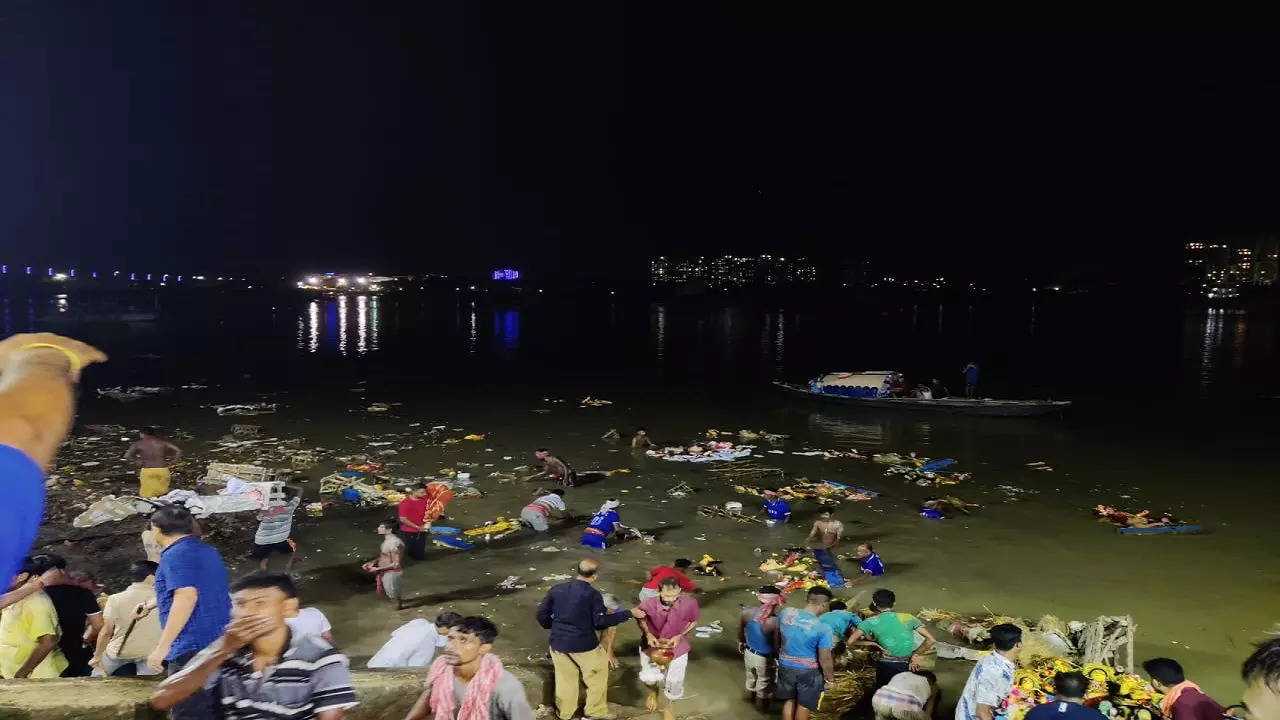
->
[403,531,428,560]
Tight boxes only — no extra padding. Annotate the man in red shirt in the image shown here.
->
[638,559,698,602]
[398,484,430,561]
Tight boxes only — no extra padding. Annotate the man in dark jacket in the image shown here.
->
[536,558,642,720]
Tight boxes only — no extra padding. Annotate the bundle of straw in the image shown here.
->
[813,663,877,720]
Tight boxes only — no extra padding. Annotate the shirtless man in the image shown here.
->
[362,520,405,610]
[632,428,654,449]
[805,510,844,549]
[123,427,182,498]
[528,448,576,488]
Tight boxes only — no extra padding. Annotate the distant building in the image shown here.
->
[1186,237,1279,294]
[651,254,817,288]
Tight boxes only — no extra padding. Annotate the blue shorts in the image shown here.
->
[580,533,607,550]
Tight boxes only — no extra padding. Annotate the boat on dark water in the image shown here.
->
[773,370,1070,417]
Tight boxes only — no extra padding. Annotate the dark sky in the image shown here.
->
[1,5,1277,282]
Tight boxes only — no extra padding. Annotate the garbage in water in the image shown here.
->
[735,479,877,506]
[231,424,262,439]
[646,442,755,463]
[601,428,620,440]
[496,575,526,590]
[366,403,391,413]
[463,434,486,441]
[96,386,171,402]
[580,397,613,407]
[1027,461,1054,471]
[920,496,980,519]
[214,403,278,416]
[541,574,572,582]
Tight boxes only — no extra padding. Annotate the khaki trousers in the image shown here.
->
[551,645,610,719]
[744,649,775,696]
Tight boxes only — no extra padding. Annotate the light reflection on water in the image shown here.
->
[337,295,348,355]
[356,295,368,354]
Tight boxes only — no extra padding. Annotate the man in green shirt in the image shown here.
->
[849,589,935,688]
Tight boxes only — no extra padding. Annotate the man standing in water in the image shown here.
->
[362,520,405,610]
[805,510,844,549]
[962,362,980,399]
[530,448,576,488]
[398,483,431,561]
[776,586,836,720]
[124,426,182,498]
[739,585,785,711]
[636,576,701,720]
[537,558,643,720]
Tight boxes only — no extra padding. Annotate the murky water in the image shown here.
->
[26,292,1280,714]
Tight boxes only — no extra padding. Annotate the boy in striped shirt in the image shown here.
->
[151,572,358,719]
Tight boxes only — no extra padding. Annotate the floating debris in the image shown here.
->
[96,386,171,402]
[214,403,278,416]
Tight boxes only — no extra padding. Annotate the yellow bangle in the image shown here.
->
[17,343,82,375]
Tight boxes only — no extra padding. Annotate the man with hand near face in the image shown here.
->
[151,572,358,719]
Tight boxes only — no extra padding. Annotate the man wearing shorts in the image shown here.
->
[520,489,568,533]
[250,484,303,572]
[777,586,836,720]
[124,427,182,498]
[362,520,405,610]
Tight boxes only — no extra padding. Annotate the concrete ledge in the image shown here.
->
[0,669,510,720]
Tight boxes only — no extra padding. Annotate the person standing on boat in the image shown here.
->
[962,363,980,399]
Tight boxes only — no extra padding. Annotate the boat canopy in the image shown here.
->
[817,371,898,388]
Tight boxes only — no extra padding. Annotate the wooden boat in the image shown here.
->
[773,380,1071,417]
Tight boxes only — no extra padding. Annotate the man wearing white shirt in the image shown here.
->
[520,490,569,534]
[285,606,333,644]
[367,612,463,668]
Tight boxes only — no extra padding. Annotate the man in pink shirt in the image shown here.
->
[636,576,700,720]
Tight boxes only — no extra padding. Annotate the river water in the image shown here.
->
[26,291,1280,714]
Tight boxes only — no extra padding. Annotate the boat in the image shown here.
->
[773,371,1070,417]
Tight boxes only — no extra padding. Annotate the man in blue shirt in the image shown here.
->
[0,333,106,587]
[739,585,784,710]
[1026,672,1104,720]
[777,586,836,720]
[819,600,860,643]
[145,504,231,720]
[537,558,641,720]
[581,499,623,551]
[760,489,792,523]
[963,362,980,399]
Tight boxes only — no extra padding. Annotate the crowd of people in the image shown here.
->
[4,332,1280,720]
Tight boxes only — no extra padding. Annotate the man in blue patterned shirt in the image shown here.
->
[956,624,1022,720]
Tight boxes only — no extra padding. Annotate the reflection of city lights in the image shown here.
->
[337,277,348,286]
[52,273,68,281]
[337,295,348,355]
[356,295,368,354]
[307,277,319,285]
[356,277,368,284]
[307,301,319,353]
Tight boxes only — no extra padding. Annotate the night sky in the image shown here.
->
[2,5,1277,283]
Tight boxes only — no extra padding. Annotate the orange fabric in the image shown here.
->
[424,483,453,521]
[1160,681,1202,718]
